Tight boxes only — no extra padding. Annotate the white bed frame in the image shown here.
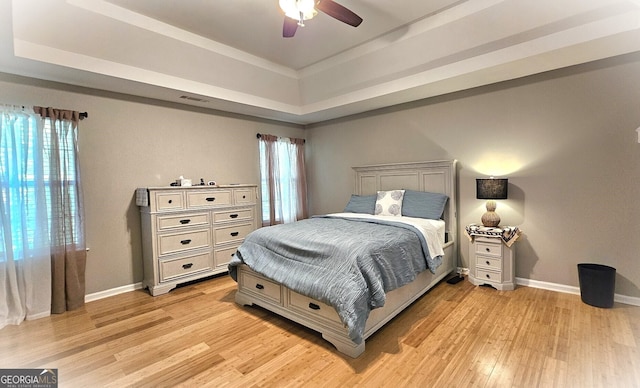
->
[234,160,458,358]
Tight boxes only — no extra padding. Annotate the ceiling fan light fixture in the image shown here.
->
[279,0,317,24]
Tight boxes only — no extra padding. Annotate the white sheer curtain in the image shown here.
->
[259,134,308,226]
[0,105,52,328]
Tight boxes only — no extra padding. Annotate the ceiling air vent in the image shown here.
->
[179,95,209,103]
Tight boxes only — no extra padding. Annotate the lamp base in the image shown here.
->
[481,200,501,227]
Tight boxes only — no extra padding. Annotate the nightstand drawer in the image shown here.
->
[240,271,282,304]
[475,241,502,257]
[476,256,501,270]
[476,269,502,283]
[158,229,211,255]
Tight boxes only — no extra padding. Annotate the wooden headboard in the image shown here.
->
[353,160,458,246]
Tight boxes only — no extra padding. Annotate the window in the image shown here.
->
[0,114,79,260]
[258,135,307,226]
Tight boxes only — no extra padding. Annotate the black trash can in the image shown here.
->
[577,263,616,308]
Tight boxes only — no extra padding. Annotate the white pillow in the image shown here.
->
[375,190,405,216]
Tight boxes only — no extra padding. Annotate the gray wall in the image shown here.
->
[0,74,305,294]
[306,53,640,298]
[2,52,639,299]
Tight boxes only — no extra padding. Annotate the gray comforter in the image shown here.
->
[228,215,442,344]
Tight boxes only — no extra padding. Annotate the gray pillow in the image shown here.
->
[401,190,448,219]
[343,194,376,214]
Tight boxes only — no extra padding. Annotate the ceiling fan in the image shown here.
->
[279,0,363,38]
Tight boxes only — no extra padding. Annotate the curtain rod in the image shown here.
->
[25,106,88,120]
[256,133,305,143]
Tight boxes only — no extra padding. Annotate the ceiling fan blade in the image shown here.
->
[316,0,363,27]
[283,17,298,38]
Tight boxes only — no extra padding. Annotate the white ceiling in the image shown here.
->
[2,0,640,125]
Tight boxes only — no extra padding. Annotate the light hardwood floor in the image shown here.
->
[1,274,639,387]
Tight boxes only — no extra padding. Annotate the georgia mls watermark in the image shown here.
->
[0,369,58,388]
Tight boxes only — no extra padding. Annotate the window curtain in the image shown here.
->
[0,106,52,328]
[0,105,86,329]
[259,134,308,226]
[33,107,86,314]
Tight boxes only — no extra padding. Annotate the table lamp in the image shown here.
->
[476,178,508,227]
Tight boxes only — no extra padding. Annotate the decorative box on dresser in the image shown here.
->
[466,224,521,291]
[137,184,258,296]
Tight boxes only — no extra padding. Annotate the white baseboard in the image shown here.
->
[85,282,144,303]
[516,277,640,307]
[83,278,640,308]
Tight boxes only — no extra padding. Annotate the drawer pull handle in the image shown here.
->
[206,197,216,202]
[182,263,193,269]
[229,214,239,219]
[485,248,490,252]
[168,199,173,204]
[486,260,490,265]
[255,283,264,290]
[308,303,320,310]
[180,239,192,245]
[179,219,191,224]
[242,195,246,199]
[230,232,239,237]
[486,274,491,279]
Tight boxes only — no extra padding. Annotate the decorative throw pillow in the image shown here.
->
[343,194,376,214]
[401,190,449,219]
[375,190,405,216]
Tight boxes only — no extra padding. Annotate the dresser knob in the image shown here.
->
[485,247,490,252]
[255,283,264,290]
[168,199,173,204]
[486,274,491,279]
[308,302,320,310]
[486,260,490,265]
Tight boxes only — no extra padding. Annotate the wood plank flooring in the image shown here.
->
[1,274,639,387]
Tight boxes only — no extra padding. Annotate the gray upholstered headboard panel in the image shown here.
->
[353,160,458,245]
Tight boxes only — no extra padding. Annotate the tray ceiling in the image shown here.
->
[2,0,640,124]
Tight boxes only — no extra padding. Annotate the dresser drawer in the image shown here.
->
[214,223,254,244]
[475,241,502,257]
[157,213,209,230]
[287,290,341,325]
[476,255,502,271]
[155,192,184,211]
[476,268,502,283]
[214,245,238,268]
[240,270,282,304]
[187,190,232,208]
[213,208,254,224]
[160,252,213,281]
[234,188,256,205]
[158,229,211,256]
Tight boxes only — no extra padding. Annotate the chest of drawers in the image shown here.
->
[468,235,515,290]
[138,185,257,296]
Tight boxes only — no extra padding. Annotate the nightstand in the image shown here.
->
[466,224,521,291]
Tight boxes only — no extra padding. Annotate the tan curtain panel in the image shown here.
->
[34,106,87,314]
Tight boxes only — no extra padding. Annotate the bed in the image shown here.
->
[229,160,458,358]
